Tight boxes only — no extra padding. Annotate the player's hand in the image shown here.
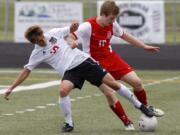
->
[64,35,78,49]
[70,40,78,49]
[70,22,79,33]
[144,45,160,53]
[4,88,13,100]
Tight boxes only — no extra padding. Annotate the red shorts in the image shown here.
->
[96,53,133,80]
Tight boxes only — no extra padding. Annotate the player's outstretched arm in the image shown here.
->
[4,68,31,100]
[121,31,160,53]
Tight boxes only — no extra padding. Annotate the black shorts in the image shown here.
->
[62,58,107,89]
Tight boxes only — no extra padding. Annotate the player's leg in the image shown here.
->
[102,73,154,117]
[100,54,163,117]
[121,71,147,105]
[102,73,142,108]
[59,80,74,132]
[99,84,117,106]
[99,54,144,108]
[99,84,134,130]
[59,67,85,132]
[83,59,134,130]
[84,58,152,130]
[101,53,147,105]
[121,71,164,117]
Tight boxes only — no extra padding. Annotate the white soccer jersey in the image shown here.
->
[24,27,89,75]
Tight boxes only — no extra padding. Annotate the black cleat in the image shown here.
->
[148,106,165,117]
[61,122,74,133]
[139,104,154,117]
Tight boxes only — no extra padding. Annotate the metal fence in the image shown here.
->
[0,0,179,44]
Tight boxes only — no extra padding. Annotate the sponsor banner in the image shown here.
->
[15,2,83,42]
[97,1,165,44]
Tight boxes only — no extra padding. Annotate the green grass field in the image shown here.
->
[0,69,180,135]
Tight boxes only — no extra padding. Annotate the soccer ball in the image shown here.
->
[138,114,158,132]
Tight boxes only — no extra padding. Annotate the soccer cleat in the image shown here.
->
[139,104,155,117]
[148,106,165,117]
[125,122,135,131]
[61,122,74,133]
[124,120,135,131]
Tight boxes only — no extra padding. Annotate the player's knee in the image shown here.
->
[102,74,120,90]
[132,79,143,90]
[60,88,69,97]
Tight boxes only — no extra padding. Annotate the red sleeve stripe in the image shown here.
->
[72,32,78,40]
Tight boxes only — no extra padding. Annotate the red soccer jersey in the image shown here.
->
[74,17,133,79]
[87,17,114,60]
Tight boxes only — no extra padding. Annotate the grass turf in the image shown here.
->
[0,69,180,135]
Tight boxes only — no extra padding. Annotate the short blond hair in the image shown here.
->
[100,0,119,16]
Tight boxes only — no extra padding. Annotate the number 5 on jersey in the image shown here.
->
[51,45,59,54]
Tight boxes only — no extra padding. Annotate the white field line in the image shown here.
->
[143,76,180,87]
[0,80,60,94]
[0,76,180,95]
[0,85,9,88]
[0,70,57,74]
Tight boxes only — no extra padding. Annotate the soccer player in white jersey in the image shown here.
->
[4,23,154,133]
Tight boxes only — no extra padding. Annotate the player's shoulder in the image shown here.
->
[47,27,68,35]
[113,21,123,29]
[46,28,58,35]
[79,22,91,30]
[43,29,55,39]
[86,17,97,26]
[29,46,42,59]
[45,28,65,40]
[113,21,119,27]
[86,17,96,22]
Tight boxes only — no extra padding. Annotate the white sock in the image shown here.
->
[59,96,73,126]
[117,84,142,108]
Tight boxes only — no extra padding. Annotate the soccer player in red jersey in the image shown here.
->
[70,0,164,121]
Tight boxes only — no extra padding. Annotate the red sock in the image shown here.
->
[110,101,131,126]
[134,89,147,106]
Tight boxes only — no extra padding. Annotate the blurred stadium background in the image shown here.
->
[0,1,180,135]
[0,0,180,43]
[0,0,180,69]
